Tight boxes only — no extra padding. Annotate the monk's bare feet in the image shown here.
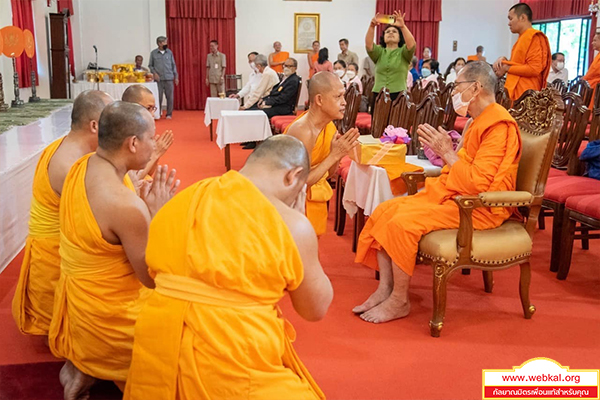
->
[59,361,73,389]
[63,362,95,400]
[352,283,393,314]
[359,294,410,324]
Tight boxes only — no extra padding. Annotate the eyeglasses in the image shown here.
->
[454,80,478,86]
[284,64,295,68]
[146,105,157,112]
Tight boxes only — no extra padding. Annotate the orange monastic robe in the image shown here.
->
[271,51,290,73]
[583,53,600,108]
[49,154,150,385]
[356,103,522,276]
[123,171,324,400]
[12,138,65,335]
[503,28,551,101]
[284,112,337,236]
[309,53,319,78]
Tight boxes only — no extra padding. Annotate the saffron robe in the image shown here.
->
[12,138,65,335]
[583,53,600,108]
[123,171,324,400]
[356,103,522,276]
[284,112,337,236]
[48,153,150,384]
[271,51,290,73]
[309,53,319,78]
[503,28,551,101]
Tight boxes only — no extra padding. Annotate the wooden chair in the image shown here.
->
[594,82,600,111]
[569,78,593,106]
[335,83,361,134]
[293,78,303,114]
[410,93,444,155]
[388,90,415,133]
[370,87,392,138]
[410,80,425,105]
[552,92,590,174]
[437,75,446,92]
[549,78,568,95]
[439,82,457,130]
[402,88,563,337]
[495,85,513,110]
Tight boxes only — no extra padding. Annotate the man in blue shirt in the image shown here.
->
[149,36,179,119]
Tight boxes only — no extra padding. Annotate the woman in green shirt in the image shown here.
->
[366,11,416,111]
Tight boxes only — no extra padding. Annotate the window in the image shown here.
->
[533,17,591,78]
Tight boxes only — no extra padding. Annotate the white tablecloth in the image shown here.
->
[71,82,160,119]
[343,156,442,218]
[216,110,272,149]
[204,97,240,126]
[0,106,72,273]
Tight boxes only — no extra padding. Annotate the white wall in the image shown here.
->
[235,0,377,105]
[438,0,518,72]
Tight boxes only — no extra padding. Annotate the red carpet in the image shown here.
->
[1,111,599,400]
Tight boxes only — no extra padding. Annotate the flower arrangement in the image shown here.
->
[380,125,411,145]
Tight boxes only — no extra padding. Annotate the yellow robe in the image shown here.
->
[583,53,600,108]
[49,153,150,384]
[284,112,337,236]
[271,51,290,73]
[12,137,65,335]
[123,170,324,400]
[356,103,522,276]
[503,28,551,101]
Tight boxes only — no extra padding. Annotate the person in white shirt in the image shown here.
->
[420,59,440,88]
[229,52,262,104]
[333,60,349,85]
[547,52,569,85]
[346,62,363,94]
[445,57,466,83]
[240,54,280,110]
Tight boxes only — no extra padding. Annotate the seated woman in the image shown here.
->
[334,60,348,85]
[445,57,466,83]
[346,62,363,94]
[420,59,440,88]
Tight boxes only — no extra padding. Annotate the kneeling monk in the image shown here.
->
[49,101,180,399]
[124,136,333,400]
[285,71,359,236]
[354,62,522,323]
[12,90,113,335]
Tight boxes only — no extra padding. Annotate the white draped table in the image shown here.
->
[71,82,160,119]
[216,110,272,170]
[204,97,241,141]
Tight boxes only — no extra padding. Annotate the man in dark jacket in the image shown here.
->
[259,58,301,119]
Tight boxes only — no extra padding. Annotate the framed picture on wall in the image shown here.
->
[294,13,320,53]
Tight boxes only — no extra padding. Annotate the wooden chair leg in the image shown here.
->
[352,208,365,253]
[483,271,493,293]
[335,176,347,236]
[557,213,577,280]
[549,204,564,273]
[538,208,546,230]
[429,264,448,338]
[580,226,590,250]
[519,262,536,319]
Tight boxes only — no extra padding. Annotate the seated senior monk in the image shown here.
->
[353,61,522,323]
[122,84,174,177]
[12,90,113,336]
[284,71,360,236]
[50,101,180,400]
[124,135,332,400]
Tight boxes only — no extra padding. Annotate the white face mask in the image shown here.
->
[334,69,345,78]
[421,68,431,78]
[556,62,565,71]
[283,67,293,77]
[346,70,356,80]
[250,61,257,72]
[452,83,476,117]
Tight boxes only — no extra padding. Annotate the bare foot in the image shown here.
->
[59,361,73,388]
[64,362,96,400]
[352,284,393,314]
[359,294,410,324]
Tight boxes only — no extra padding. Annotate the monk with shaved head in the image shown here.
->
[122,84,174,178]
[123,135,332,399]
[13,90,113,337]
[354,62,522,324]
[284,71,359,236]
[49,101,180,400]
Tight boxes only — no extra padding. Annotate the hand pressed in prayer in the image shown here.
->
[417,124,456,162]
[331,127,360,160]
[130,169,152,197]
[392,10,407,29]
[140,165,180,218]
[154,130,174,158]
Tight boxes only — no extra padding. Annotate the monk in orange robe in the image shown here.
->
[12,90,113,337]
[493,3,551,101]
[269,41,290,74]
[354,62,522,323]
[50,102,180,400]
[284,72,359,236]
[124,136,333,400]
[583,33,600,108]
[307,40,321,78]
[467,45,487,63]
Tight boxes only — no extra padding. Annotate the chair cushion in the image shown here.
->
[337,156,352,181]
[544,176,600,203]
[454,116,469,133]
[548,168,567,179]
[356,120,371,129]
[565,194,600,220]
[356,112,370,120]
[418,220,532,265]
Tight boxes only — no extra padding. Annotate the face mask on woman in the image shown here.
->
[421,68,431,78]
[335,69,345,78]
[346,70,356,80]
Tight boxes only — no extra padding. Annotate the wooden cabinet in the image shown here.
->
[49,13,70,99]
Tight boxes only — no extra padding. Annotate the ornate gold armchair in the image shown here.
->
[401,88,564,337]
